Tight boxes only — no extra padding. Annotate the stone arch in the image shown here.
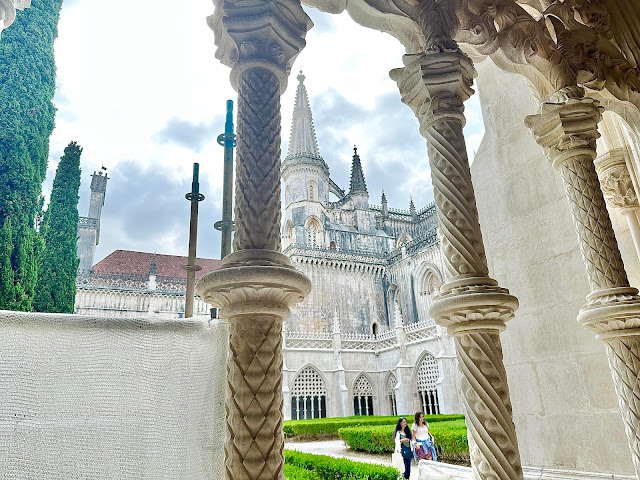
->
[291,365,327,420]
[352,373,375,416]
[386,371,398,416]
[415,350,441,415]
[386,283,402,328]
[414,262,442,322]
[283,220,293,249]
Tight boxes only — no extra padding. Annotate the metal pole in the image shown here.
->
[183,163,204,318]
[215,99,236,259]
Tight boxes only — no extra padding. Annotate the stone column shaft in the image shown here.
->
[391,49,523,480]
[526,93,640,478]
[200,2,312,479]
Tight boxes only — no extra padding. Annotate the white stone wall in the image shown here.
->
[471,59,635,475]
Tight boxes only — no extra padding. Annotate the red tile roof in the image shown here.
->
[92,250,221,282]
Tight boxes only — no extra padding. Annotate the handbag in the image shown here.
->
[391,452,404,471]
[401,443,413,459]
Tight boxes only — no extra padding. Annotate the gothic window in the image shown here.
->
[305,217,322,249]
[283,221,293,249]
[416,353,440,415]
[353,374,374,416]
[329,241,336,250]
[387,372,398,416]
[291,366,327,420]
[308,181,317,201]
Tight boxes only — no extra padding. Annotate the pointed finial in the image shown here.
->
[297,70,305,84]
[353,145,358,155]
[381,189,387,204]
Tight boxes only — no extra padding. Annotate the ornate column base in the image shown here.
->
[430,277,523,480]
[578,288,640,478]
[197,250,311,480]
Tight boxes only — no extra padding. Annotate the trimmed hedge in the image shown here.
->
[284,464,320,480]
[338,419,470,465]
[284,450,398,480]
[283,414,465,440]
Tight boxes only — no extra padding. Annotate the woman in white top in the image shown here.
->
[411,411,437,461]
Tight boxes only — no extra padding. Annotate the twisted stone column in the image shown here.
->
[391,50,523,480]
[200,2,312,479]
[526,92,640,478]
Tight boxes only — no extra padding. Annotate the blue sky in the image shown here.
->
[44,0,484,262]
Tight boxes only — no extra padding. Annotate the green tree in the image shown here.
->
[0,0,64,310]
[34,142,82,313]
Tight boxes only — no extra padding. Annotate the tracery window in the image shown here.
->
[387,372,398,416]
[305,217,322,249]
[416,353,440,415]
[353,374,374,416]
[291,366,327,420]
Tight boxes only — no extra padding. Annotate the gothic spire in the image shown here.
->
[349,146,368,195]
[286,71,324,162]
[381,189,387,204]
[409,196,416,213]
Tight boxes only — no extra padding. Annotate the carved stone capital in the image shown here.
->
[196,249,311,319]
[525,95,604,169]
[390,49,476,135]
[207,0,313,93]
[429,280,518,336]
[595,148,640,212]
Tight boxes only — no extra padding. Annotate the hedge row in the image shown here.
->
[338,419,470,464]
[284,464,320,480]
[283,414,465,440]
[284,450,398,480]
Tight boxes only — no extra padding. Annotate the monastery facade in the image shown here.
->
[73,73,461,421]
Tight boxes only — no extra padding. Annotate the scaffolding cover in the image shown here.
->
[0,311,227,479]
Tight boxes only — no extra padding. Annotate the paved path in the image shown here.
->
[285,439,420,479]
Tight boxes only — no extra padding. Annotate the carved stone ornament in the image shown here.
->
[595,148,640,211]
[0,0,29,33]
[207,0,313,93]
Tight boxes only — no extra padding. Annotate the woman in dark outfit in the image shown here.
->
[394,417,413,479]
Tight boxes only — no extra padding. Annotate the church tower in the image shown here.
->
[282,72,330,249]
[77,169,108,272]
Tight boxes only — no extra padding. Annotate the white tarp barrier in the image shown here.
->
[418,460,472,480]
[0,311,227,479]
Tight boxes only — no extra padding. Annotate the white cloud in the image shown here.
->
[46,1,485,262]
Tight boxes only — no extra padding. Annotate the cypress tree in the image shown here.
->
[34,142,82,313]
[0,0,64,310]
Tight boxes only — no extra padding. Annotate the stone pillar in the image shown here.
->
[596,147,640,259]
[525,91,640,478]
[332,311,349,417]
[198,2,312,479]
[394,304,415,415]
[391,50,523,480]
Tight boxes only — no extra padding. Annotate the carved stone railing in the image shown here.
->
[78,217,99,229]
[284,319,438,352]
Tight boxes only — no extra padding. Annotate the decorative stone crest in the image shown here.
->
[595,148,639,212]
[207,0,313,93]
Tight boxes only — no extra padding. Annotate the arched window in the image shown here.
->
[353,374,374,416]
[371,322,379,336]
[416,353,440,415]
[308,181,318,201]
[305,217,322,248]
[329,241,336,250]
[283,221,293,249]
[291,366,327,420]
[387,372,398,416]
